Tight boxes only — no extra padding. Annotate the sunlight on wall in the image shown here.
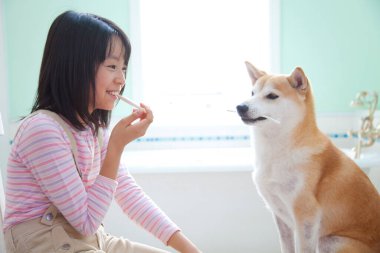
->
[281,0,380,113]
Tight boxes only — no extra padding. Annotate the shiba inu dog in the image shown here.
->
[236,62,380,253]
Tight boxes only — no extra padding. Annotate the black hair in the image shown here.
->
[32,10,131,133]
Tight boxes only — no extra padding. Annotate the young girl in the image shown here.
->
[3,10,201,253]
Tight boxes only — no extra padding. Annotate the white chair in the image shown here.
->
[0,112,6,218]
[0,168,5,253]
[0,112,6,252]
[0,164,4,222]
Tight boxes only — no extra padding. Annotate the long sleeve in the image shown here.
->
[114,167,180,244]
[99,130,180,244]
[4,113,117,235]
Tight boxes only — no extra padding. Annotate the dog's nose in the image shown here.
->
[236,104,249,116]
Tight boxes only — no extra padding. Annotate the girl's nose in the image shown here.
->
[115,71,126,86]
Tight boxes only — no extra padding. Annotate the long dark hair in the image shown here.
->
[32,10,131,133]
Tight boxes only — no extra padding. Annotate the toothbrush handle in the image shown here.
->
[117,95,142,109]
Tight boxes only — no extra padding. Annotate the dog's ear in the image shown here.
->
[245,61,266,85]
[288,67,308,94]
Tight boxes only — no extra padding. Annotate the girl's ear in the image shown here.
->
[288,67,309,94]
[245,61,266,85]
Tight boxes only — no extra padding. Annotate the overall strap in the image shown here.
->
[98,127,103,150]
[31,110,80,225]
[38,110,81,176]
[35,110,104,180]
[39,110,104,165]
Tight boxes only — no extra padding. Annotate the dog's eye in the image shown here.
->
[266,93,279,100]
[251,91,254,96]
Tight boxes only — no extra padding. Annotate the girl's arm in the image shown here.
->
[107,106,202,252]
[167,231,202,253]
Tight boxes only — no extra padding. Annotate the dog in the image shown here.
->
[236,62,380,253]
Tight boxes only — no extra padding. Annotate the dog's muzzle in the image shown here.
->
[236,104,268,124]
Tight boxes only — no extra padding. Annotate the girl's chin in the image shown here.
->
[94,104,116,111]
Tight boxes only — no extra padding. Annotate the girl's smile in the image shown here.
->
[91,37,127,113]
[106,90,121,100]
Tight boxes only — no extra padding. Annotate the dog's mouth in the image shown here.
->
[241,116,267,124]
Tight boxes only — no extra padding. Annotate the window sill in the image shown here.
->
[121,147,254,174]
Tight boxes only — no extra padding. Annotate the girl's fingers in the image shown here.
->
[117,111,141,127]
[112,103,154,143]
[139,103,153,122]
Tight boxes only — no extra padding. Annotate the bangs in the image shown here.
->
[106,36,128,64]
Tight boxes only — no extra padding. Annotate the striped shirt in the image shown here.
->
[3,112,179,244]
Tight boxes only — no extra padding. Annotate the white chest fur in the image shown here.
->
[252,143,313,227]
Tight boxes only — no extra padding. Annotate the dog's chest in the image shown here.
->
[253,151,306,223]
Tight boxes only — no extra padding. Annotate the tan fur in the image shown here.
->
[237,62,380,253]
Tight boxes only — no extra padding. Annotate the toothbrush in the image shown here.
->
[262,115,281,124]
[116,94,142,110]
[226,110,280,124]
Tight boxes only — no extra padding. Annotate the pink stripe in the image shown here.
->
[7,181,39,187]
[6,169,30,174]
[158,224,172,240]
[140,207,159,226]
[148,218,161,233]
[20,128,61,146]
[123,194,142,211]
[65,204,86,218]
[22,145,67,163]
[54,188,83,206]
[77,153,95,159]
[91,192,109,206]
[131,200,150,220]
[6,193,45,201]
[8,157,23,164]
[117,188,140,204]
[47,176,77,194]
[36,164,73,181]
[88,204,103,217]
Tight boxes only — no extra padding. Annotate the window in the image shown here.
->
[127,0,278,149]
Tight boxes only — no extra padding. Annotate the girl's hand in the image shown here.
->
[101,104,153,180]
[109,103,153,151]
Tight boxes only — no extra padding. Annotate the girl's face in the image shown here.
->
[91,37,126,113]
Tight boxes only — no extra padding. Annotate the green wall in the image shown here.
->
[281,0,380,112]
[3,0,133,121]
[2,0,380,121]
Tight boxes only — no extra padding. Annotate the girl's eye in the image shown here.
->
[108,65,117,70]
[266,93,279,100]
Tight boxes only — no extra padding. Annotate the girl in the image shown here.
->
[3,10,201,253]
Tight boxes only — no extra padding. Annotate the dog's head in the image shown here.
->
[237,62,315,132]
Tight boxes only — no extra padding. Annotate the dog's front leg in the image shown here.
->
[294,221,319,253]
[294,206,321,253]
[274,215,295,253]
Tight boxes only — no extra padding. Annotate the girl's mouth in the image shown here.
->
[106,90,120,98]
